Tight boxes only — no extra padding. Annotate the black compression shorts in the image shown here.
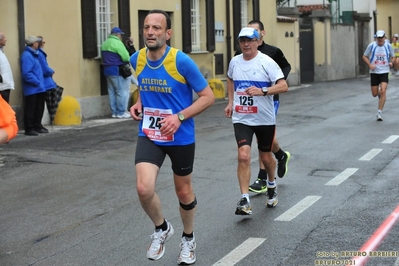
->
[233,123,275,152]
[135,136,195,176]
[370,73,389,86]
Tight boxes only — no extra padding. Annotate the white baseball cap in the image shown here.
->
[237,27,260,39]
[376,30,385,38]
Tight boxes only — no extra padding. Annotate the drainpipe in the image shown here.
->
[226,0,232,64]
[324,17,328,81]
[17,0,25,55]
[17,0,25,126]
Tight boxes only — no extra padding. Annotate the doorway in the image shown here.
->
[299,20,314,83]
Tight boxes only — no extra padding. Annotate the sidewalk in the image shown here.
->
[15,73,399,137]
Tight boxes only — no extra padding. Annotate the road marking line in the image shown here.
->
[382,135,399,144]
[275,196,321,221]
[212,237,266,266]
[359,149,382,161]
[325,168,358,186]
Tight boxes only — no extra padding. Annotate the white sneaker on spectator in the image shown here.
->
[116,112,131,119]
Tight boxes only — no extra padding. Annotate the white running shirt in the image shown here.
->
[364,41,394,74]
[227,51,284,126]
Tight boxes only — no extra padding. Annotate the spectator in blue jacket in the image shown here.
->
[37,36,58,125]
[101,27,131,119]
[20,36,46,136]
[37,36,57,94]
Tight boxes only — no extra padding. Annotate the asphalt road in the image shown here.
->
[1,75,399,266]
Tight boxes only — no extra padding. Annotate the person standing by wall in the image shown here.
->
[101,27,131,118]
[225,27,288,214]
[362,30,394,121]
[125,37,136,56]
[20,36,46,136]
[129,9,214,265]
[125,37,138,86]
[37,36,56,132]
[0,32,15,103]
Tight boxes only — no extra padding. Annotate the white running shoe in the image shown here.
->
[377,113,383,121]
[177,236,196,265]
[235,197,252,215]
[146,221,174,260]
[116,112,131,119]
[266,184,278,208]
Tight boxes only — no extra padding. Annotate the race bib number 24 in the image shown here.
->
[142,107,174,142]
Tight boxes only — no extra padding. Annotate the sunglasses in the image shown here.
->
[238,38,258,44]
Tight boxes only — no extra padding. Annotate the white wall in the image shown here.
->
[295,0,376,14]
[295,0,329,5]
[353,0,376,13]
[353,0,376,41]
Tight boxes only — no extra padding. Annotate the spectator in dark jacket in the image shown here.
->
[125,37,137,56]
[125,37,138,86]
[20,36,47,136]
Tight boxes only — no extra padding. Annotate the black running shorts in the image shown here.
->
[135,136,195,176]
[233,123,275,152]
[370,73,389,86]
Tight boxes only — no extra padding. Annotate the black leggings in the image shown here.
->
[24,92,45,131]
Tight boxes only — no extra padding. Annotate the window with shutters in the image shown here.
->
[81,0,131,59]
[191,0,201,52]
[182,0,215,53]
[96,0,113,58]
[232,0,249,51]
[240,0,248,28]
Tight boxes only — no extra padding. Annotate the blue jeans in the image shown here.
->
[106,75,130,116]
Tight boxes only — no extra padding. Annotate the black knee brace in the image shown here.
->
[179,196,197,210]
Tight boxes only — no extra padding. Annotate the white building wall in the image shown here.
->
[295,0,376,43]
[353,0,376,41]
[353,0,375,13]
[295,0,330,5]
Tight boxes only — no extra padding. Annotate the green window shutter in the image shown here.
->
[81,0,97,58]
[206,0,215,52]
[181,0,192,53]
[118,0,131,42]
[253,0,260,20]
[233,0,242,51]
